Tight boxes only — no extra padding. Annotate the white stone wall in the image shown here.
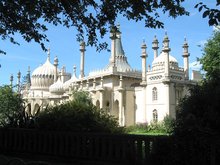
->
[134,87,146,123]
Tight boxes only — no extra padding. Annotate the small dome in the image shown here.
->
[49,78,64,94]
[152,52,178,71]
[63,66,79,91]
[31,56,58,90]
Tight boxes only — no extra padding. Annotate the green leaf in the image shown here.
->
[202,10,210,18]
[198,6,203,12]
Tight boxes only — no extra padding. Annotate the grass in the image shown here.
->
[128,131,169,135]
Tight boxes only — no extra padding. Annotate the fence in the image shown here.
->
[0,128,219,165]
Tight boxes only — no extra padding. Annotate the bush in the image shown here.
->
[126,115,175,135]
[34,100,124,133]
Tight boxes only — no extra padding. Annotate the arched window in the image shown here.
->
[112,100,119,118]
[106,101,110,113]
[27,104,31,115]
[153,109,158,122]
[96,100,100,109]
[34,103,40,115]
[152,87,158,101]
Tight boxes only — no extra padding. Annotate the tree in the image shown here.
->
[195,1,220,26]
[0,85,24,127]
[72,90,93,106]
[174,30,220,134]
[200,30,220,80]
[0,0,189,54]
[170,30,220,165]
[174,78,220,136]
[1,1,219,55]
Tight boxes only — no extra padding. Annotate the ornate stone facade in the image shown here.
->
[17,28,200,126]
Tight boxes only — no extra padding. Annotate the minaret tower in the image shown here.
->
[110,26,117,70]
[182,38,190,80]
[80,41,86,78]
[73,65,77,77]
[162,32,171,80]
[17,71,21,93]
[10,74,13,87]
[26,66,31,89]
[54,56,58,82]
[152,35,159,59]
[162,32,171,117]
[140,40,147,85]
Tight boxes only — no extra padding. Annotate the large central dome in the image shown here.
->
[31,56,57,90]
[152,52,179,71]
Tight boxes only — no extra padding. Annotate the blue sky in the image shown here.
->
[0,1,217,85]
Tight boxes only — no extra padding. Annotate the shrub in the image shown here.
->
[34,100,124,133]
[126,115,175,135]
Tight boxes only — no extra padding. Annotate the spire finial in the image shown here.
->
[152,35,159,58]
[184,36,187,43]
[182,37,189,56]
[141,39,147,49]
[17,70,21,79]
[28,66,30,73]
[164,31,169,40]
[80,41,86,51]
[117,23,120,30]
[47,47,50,61]
[54,56,58,66]
[73,65,77,76]
[163,31,170,51]
[10,74,13,87]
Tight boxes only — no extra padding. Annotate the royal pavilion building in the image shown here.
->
[12,27,201,126]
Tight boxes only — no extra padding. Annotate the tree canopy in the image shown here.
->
[0,1,219,54]
[0,0,189,54]
[0,85,24,127]
[174,30,220,137]
[195,1,220,26]
[200,30,220,80]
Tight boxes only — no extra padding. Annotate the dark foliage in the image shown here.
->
[34,100,124,133]
[174,77,220,137]
[200,31,220,81]
[1,1,219,55]
[195,1,220,26]
[174,30,220,137]
[0,0,189,54]
[0,85,24,127]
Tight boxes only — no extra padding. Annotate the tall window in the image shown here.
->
[96,100,100,109]
[106,101,110,113]
[153,109,158,122]
[152,87,158,101]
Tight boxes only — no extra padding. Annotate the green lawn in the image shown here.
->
[128,131,169,136]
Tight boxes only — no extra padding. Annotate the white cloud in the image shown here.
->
[190,11,198,16]
[1,54,41,63]
[197,40,207,47]
[213,25,220,31]
[189,61,202,70]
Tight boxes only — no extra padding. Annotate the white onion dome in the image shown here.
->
[152,52,179,71]
[49,76,64,94]
[63,66,79,91]
[31,54,58,90]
